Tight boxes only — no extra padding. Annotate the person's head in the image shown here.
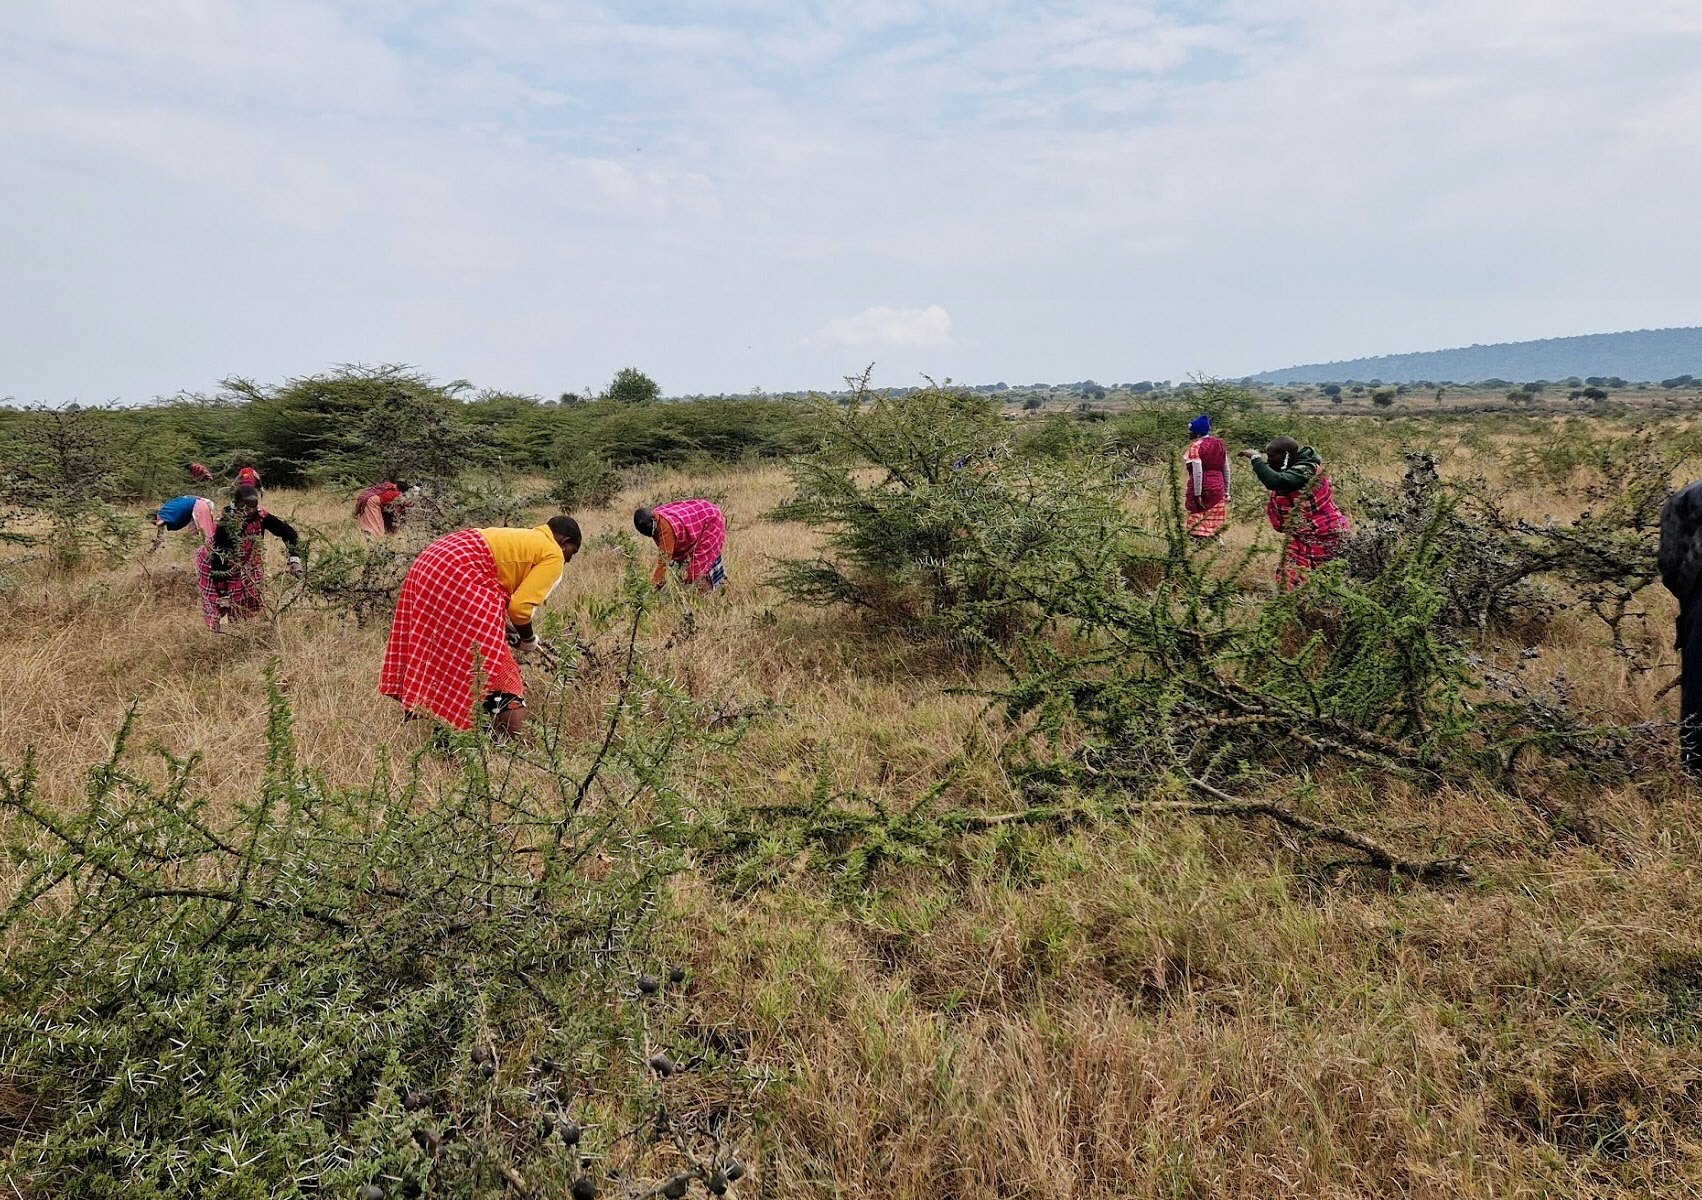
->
[1189,414,1211,438]
[233,484,261,513]
[1263,436,1300,471]
[633,507,657,539]
[392,479,410,494]
[546,514,582,560]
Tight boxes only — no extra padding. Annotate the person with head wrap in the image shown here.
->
[199,485,300,630]
[188,463,215,485]
[1182,415,1230,539]
[1240,436,1350,588]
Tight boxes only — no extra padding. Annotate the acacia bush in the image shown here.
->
[1345,441,1667,658]
[770,381,1131,644]
[552,399,811,471]
[0,405,134,568]
[736,490,1648,891]
[0,588,756,1198]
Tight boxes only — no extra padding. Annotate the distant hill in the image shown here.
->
[1251,327,1702,385]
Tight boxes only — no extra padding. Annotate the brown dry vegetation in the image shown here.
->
[5,418,1702,1198]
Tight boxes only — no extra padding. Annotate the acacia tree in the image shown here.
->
[0,405,130,567]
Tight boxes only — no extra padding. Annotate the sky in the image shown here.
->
[3,0,1701,403]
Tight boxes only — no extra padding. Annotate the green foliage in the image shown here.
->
[602,367,661,406]
[234,364,480,486]
[1347,444,1665,653]
[0,595,754,1198]
[0,405,134,567]
[552,398,811,470]
[550,449,622,511]
[771,381,1129,643]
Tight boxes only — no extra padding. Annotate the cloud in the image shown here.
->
[810,305,954,350]
[1,0,1700,400]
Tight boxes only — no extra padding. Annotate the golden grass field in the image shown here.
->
[5,419,1702,1199]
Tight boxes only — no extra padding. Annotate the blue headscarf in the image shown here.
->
[1189,415,1211,437]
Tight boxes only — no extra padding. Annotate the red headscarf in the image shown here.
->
[235,467,261,489]
[189,463,215,483]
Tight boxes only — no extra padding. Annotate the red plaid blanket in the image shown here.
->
[1267,472,1350,589]
[380,529,524,730]
[196,539,264,630]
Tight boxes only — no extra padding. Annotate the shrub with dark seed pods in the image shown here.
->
[402,1090,425,1111]
[571,1176,598,1200]
[412,1128,440,1155]
[471,1046,492,1065]
[647,1052,675,1077]
[559,1121,582,1146]
[724,1161,745,1182]
[707,1170,728,1195]
[667,965,686,984]
[636,973,661,995]
[661,1174,690,1199]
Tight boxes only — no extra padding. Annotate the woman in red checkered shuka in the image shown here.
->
[1240,436,1351,590]
[380,516,582,736]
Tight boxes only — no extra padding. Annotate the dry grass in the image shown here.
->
[6,430,1702,1198]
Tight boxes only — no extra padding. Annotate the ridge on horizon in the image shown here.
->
[1251,325,1702,384]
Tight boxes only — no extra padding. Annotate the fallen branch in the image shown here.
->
[939,779,1470,884]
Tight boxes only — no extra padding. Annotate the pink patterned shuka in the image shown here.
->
[653,499,726,584]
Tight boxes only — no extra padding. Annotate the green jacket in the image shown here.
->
[1251,445,1323,494]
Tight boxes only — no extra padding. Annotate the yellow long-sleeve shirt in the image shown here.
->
[477,526,565,625]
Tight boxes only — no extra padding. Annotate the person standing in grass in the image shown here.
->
[380,516,582,736]
[1241,436,1350,588]
[201,485,301,630]
[1182,414,1230,539]
[1659,480,1702,772]
[354,480,410,537]
[635,500,727,592]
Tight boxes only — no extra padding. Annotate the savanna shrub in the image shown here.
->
[551,449,623,511]
[0,405,134,567]
[552,398,811,470]
[0,591,754,1198]
[231,364,483,486]
[771,382,1134,643]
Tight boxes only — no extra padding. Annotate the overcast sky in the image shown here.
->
[3,0,1700,403]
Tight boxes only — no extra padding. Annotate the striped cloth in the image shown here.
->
[1186,501,1229,539]
[654,499,727,587]
[1268,471,1350,589]
[1183,436,1230,539]
[380,529,524,730]
[196,537,263,629]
